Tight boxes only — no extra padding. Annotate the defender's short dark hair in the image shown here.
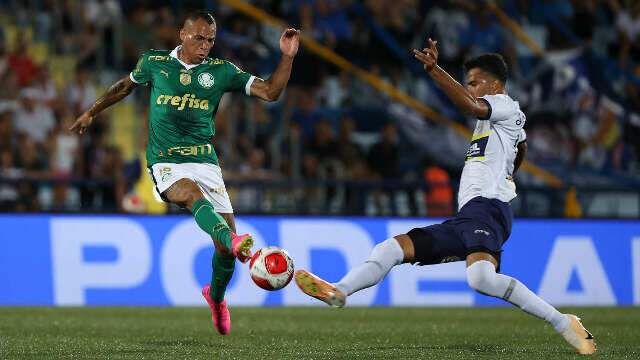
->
[184,11,216,26]
[463,53,508,83]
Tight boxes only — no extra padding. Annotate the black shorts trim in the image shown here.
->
[407,228,434,264]
[147,166,169,202]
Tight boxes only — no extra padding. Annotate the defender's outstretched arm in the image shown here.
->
[413,39,490,119]
[70,76,138,134]
[249,28,299,102]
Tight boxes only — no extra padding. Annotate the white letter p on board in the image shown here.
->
[50,218,152,305]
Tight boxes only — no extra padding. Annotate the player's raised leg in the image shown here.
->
[466,252,596,355]
[163,178,252,335]
[295,234,410,307]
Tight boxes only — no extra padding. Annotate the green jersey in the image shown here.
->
[130,47,255,166]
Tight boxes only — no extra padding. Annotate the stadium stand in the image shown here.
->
[0,0,638,217]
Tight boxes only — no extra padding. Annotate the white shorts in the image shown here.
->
[149,162,233,213]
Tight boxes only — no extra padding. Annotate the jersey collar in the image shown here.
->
[170,45,206,70]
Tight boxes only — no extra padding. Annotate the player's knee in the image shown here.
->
[466,261,496,293]
[184,190,203,208]
[393,234,414,262]
[166,180,203,210]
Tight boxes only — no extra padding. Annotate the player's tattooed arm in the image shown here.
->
[250,28,300,102]
[413,39,490,119]
[70,76,138,134]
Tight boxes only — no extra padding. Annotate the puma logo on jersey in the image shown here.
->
[474,229,490,236]
[156,94,209,110]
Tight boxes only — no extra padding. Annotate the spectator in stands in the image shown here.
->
[0,35,17,101]
[609,0,640,66]
[14,136,47,211]
[76,24,100,68]
[0,150,22,211]
[12,88,56,145]
[154,6,178,50]
[314,1,353,49]
[59,0,81,54]
[308,118,338,163]
[48,113,80,210]
[123,5,153,70]
[235,148,278,212]
[84,0,122,67]
[301,153,327,212]
[65,66,97,117]
[421,155,453,217]
[0,111,14,153]
[32,66,58,110]
[367,122,400,180]
[0,150,20,211]
[319,70,351,109]
[0,32,8,80]
[417,1,469,74]
[290,89,323,140]
[8,35,37,87]
[336,116,365,175]
[365,122,400,215]
[462,6,519,75]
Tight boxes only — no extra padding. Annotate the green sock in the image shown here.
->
[191,198,232,250]
[210,251,235,302]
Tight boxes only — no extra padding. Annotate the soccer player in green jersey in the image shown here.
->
[70,11,300,335]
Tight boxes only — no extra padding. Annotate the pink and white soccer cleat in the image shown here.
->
[201,284,231,335]
[231,233,253,263]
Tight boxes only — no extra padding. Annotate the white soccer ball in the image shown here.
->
[249,247,295,291]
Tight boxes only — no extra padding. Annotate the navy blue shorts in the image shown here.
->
[407,196,513,268]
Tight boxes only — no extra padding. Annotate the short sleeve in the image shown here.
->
[130,53,151,86]
[478,95,514,122]
[518,129,527,143]
[224,61,255,95]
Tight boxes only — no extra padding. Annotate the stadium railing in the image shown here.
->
[1,176,638,218]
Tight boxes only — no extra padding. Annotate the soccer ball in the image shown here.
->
[249,247,295,291]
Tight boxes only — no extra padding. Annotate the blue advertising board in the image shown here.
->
[0,215,638,306]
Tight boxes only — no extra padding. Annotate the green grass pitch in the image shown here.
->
[0,307,638,359]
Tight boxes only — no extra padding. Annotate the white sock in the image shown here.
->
[467,260,569,332]
[335,238,404,296]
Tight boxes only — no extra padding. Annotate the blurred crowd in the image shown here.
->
[0,0,638,214]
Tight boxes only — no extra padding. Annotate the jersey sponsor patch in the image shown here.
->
[155,94,209,110]
[465,132,490,162]
[148,55,170,61]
